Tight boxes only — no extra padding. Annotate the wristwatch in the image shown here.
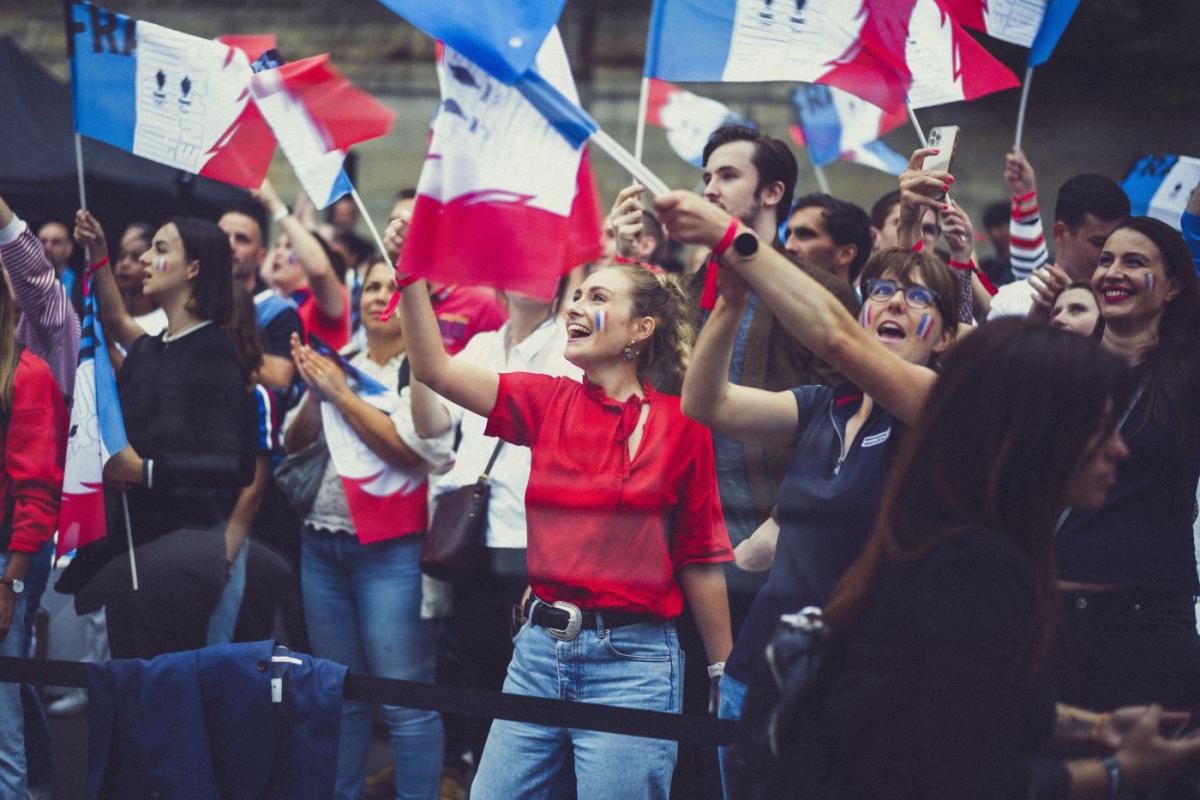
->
[732,231,759,257]
[0,577,23,595]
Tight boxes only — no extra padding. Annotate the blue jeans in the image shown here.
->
[716,673,748,799]
[0,550,30,796]
[22,539,53,789]
[301,530,442,800]
[206,543,248,646]
[471,602,683,800]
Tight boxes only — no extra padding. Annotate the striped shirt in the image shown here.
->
[1008,191,1049,281]
[0,217,80,397]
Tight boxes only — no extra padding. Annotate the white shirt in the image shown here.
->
[305,348,455,534]
[431,316,581,548]
[987,278,1037,320]
[135,307,168,336]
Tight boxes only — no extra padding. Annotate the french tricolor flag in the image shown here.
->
[789,83,909,173]
[67,1,276,189]
[645,0,1018,112]
[309,338,429,544]
[58,284,128,559]
[250,55,397,208]
[646,79,752,168]
[945,0,1079,66]
[399,28,602,299]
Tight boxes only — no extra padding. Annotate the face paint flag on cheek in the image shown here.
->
[593,309,607,334]
[917,313,934,341]
[1144,273,1155,293]
[859,303,873,329]
[154,255,169,272]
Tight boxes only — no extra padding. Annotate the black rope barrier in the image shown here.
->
[0,656,738,746]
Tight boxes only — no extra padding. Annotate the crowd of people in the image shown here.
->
[2,120,1200,799]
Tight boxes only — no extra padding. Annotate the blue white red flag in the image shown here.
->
[399,28,602,298]
[66,1,276,188]
[307,336,429,543]
[58,285,128,559]
[251,55,397,208]
[945,0,1079,66]
[645,0,1019,111]
[789,83,908,171]
[646,79,753,168]
[1122,155,1200,232]
[375,0,565,84]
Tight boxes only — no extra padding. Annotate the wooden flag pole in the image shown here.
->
[633,77,650,164]
[1013,66,1035,152]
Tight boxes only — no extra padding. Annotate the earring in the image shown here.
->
[623,340,637,362]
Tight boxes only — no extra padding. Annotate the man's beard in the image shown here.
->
[738,195,764,229]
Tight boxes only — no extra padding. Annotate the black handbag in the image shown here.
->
[420,439,504,582]
[273,431,330,518]
[726,607,841,800]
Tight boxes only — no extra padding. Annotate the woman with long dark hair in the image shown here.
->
[655,190,1200,799]
[68,211,256,658]
[387,205,733,798]
[1055,216,1200,713]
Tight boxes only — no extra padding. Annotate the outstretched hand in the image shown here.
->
[384,212,410,263]
[652,191,732,248]
[940,200,975,262]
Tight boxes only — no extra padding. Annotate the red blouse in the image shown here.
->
[2,350,67,553]
[486,372,732,618]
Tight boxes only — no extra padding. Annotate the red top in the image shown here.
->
[297,284,351,351]
[432,285,508,355]
[2,350,67,553]
[486,373,732,618]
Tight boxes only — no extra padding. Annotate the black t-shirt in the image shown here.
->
[821,531,1068,799]
[260,305,303,359]
[116,324,256,544]
[1057,387,1200,592]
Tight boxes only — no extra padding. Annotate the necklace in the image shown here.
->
[162,319,212,343]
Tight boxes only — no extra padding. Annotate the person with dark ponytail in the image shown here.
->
[387,207,733,798]
[67,212,256,658]
[1054,217,1200,715]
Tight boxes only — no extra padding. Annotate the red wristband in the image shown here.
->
[710,217,740,256]
[87,256,109,273]
[912,240,925,253]
[613,254,639,264]
[948,258,998,296]
[1012,190,1037,204]
[395,273,419,290]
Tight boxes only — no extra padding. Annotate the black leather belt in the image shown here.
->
[524,596,658,641]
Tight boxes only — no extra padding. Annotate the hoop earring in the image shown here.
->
[623,340,637,362]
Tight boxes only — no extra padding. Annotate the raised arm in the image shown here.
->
[385,215,498,419]
[680,265,798,443]
[72,210,146,349]
[409,377,454,439]
[1183,182,1200,277]
[0,193,79,357]
[656,192,936,427]
[1004,150,1048,280]
[255,179,344,321]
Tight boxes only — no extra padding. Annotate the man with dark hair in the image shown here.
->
[611,122,858,573]
[869,189,940,252]
[988,151,1130,319]
[784,193,872,283]
[978,200,1014,287]
[218,207,302,389]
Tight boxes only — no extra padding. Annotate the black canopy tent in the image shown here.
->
[0,36,262,245]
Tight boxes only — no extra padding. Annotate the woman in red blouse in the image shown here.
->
[392,244,733,798]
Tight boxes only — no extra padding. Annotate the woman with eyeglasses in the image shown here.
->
[681,247,959,794]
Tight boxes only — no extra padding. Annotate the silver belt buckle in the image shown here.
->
[546,601,583,641]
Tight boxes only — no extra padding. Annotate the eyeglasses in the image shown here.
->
[864,279,939,310]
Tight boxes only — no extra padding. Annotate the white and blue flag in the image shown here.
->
[1122,155,1200,232]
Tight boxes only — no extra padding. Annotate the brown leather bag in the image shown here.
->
[420,440,504,582]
